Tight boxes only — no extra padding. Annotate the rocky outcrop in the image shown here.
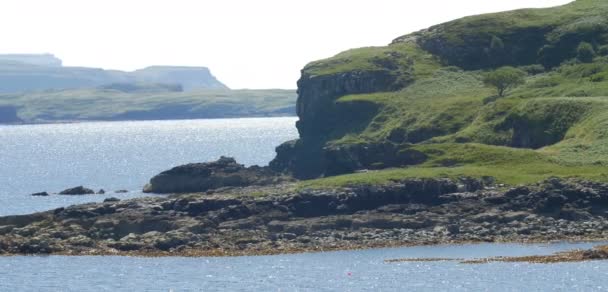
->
[30,192,49,197]
[3,178,608,256]
[0,106,22,124]
[59,186,95,195]
[270,68,403,179]
[295,71,398,139]
[144,156,292,194]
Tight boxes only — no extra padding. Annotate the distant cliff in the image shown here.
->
[0,106,22,124]
[0,55,228,93]
[131,66,227,90]
[0,88,296,123]
[0,54,62,67]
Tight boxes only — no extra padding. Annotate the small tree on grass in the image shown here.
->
[483,66,526,97]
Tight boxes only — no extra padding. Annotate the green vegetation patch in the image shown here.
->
[301,143,608,188]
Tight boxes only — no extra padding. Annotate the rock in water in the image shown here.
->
[59,186,95,195]
[143,156,291,194]
[30,192,49,197]
[97,189,106,194]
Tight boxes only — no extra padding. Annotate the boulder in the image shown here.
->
[59,186,95,195]
[97,189,106,194]
[30,192,49,197]
[115,190,129,193]
[143,156,292,194]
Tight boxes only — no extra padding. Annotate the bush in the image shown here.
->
[483,66,526,97]
[599,45,608,56]
[520,64,546,75]
[577,42,596,63]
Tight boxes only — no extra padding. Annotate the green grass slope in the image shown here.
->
[290,0,608,187]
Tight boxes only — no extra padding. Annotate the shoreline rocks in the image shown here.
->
[59,186,95,195]
[143,156,293,194]
[3,177,608,257]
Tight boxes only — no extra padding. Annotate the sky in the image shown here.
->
[0,0,573,89]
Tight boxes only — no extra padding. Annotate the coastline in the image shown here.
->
[0,114,298,127]
[2,177,608,261]
[2,237,606,259]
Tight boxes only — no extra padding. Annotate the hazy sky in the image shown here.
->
[0,0,573,89]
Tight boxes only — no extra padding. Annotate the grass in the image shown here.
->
[303,42,440,78]
[292,0,608,187]
[0,88,296,122]
[301,143,608,188]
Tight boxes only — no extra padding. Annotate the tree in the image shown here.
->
[577,42,595,63]
[483,66,526,97]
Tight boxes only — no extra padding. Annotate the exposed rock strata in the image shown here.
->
[2,178,608,256]
[270,69,404,179]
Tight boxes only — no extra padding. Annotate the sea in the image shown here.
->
[0,117,607,291]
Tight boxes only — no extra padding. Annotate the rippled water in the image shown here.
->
[2,118,608,291]
[1,242,607,291]
[0,118,298,215]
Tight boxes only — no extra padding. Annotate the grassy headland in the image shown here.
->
[271,0,608,187]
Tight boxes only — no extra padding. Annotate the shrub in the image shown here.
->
[599,45,608,56]
[577,42,595,63]
[520,64,546,75]
[483,66,526,97]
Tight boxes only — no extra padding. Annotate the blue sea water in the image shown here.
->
[0,118,298,216]
[1,242,607,291]
[1,118,607,291]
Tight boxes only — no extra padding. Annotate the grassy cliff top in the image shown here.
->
[293,0,608,187]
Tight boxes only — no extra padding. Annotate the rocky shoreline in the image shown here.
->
[2,177,608,257]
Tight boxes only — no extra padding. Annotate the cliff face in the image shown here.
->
[271,51,414,178]
[295,70,396,138]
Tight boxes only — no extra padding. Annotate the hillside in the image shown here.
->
[0,88,296,123]
[0,55,227,93]
[270,0,608,186]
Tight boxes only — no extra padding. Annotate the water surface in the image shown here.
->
[0,118,298,215]
[1,242,606,291]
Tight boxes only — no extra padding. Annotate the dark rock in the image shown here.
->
[143,156,291,194]
[97,189,106,194]
[505,186,530,197]
[30,192,49,197]
[115,190,129,193]
[59,186,95,195]
[104,197,121,203]
[0,225,15,235]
